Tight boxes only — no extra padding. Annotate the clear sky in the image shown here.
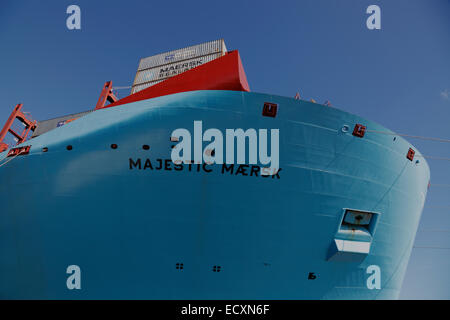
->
[0,0,449,299]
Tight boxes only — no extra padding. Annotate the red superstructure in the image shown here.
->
[98,50,250,110]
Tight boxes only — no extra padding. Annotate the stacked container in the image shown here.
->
[131,39,227,94]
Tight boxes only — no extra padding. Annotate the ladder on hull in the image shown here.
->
[0,104,37,153]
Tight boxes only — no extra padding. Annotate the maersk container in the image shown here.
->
[133,52,222,87]
[137,39,227,71]
[131,39,227,94]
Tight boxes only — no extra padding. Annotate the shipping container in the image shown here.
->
[131,39,227,94]
[134,52,222,86]
[137,39,226,71]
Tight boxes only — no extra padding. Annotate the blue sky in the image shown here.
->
[0,0,449,299]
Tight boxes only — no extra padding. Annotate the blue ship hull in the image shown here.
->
[0,90,430,299]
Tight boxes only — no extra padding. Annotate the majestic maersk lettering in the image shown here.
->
[129,158,281,179]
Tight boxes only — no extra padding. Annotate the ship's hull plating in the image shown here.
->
[0,91,430,299]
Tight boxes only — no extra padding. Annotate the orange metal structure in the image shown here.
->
[94,81,118,110]
[0,104,37,153]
